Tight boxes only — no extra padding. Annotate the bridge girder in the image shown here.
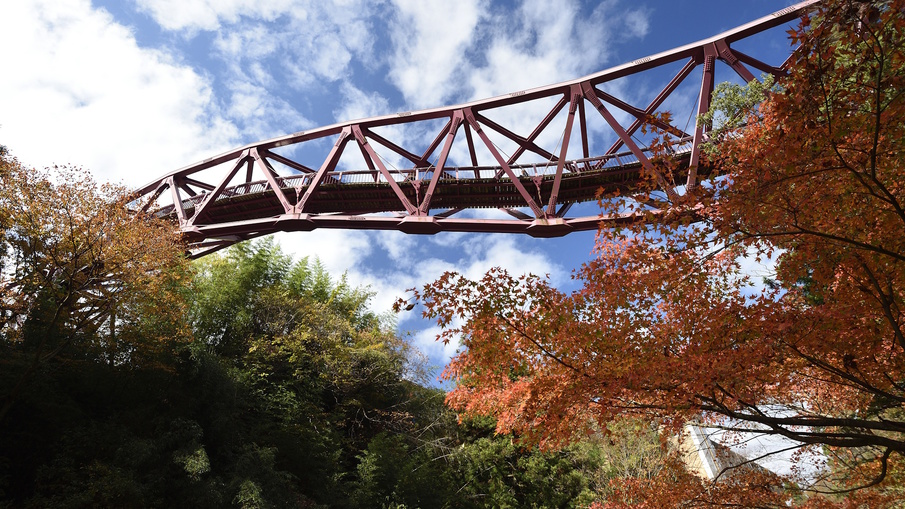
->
[130,0,820,257]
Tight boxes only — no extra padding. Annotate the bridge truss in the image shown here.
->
[132,0,819,256]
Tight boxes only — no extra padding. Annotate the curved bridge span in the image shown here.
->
[132,1,818,256]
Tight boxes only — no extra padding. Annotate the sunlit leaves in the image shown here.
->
[0,156,191,369]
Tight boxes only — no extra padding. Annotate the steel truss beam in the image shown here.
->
[130,1,820,257]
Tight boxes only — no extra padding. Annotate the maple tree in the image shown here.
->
[0,155,191,422]
[407,0,905,505]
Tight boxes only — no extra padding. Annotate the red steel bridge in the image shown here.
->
[132,0,819,257]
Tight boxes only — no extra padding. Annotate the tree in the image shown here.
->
[184,240,437,507]
[408,1,905,505]
[0,156,191,422]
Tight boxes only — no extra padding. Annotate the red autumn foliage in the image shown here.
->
[406,0,905,505]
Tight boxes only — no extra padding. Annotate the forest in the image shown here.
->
[0,211,659,507]
[3,0,905,507]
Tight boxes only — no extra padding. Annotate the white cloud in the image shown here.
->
[388,0,488,109]
[213,22,280,61]
[225,81,311,142]
[309,33,355,82]
[409,325,461,376]
[373,231,421,264]
[388,0,650,110]
[335,82,395,122]
[464,235,564,282]
[0,0,237,185]
[466,0,650,103]
[134,0,298,32]
[273,229,374,277]
[143,0,379,86]
[624,9,651,38]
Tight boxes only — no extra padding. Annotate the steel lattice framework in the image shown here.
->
[133,0,819,256]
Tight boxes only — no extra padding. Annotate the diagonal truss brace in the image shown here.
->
[546,85,582,214]
[606,58,698,155]
[189,151,250,226]
[352,126,419,215]
[419,111,464,215]
[296,127,353,213]
[465,108,544,218]
[251,148,293,214]
[581,82,681,203]
[687,44,718,191]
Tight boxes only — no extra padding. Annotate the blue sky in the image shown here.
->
[0,0,802,374]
